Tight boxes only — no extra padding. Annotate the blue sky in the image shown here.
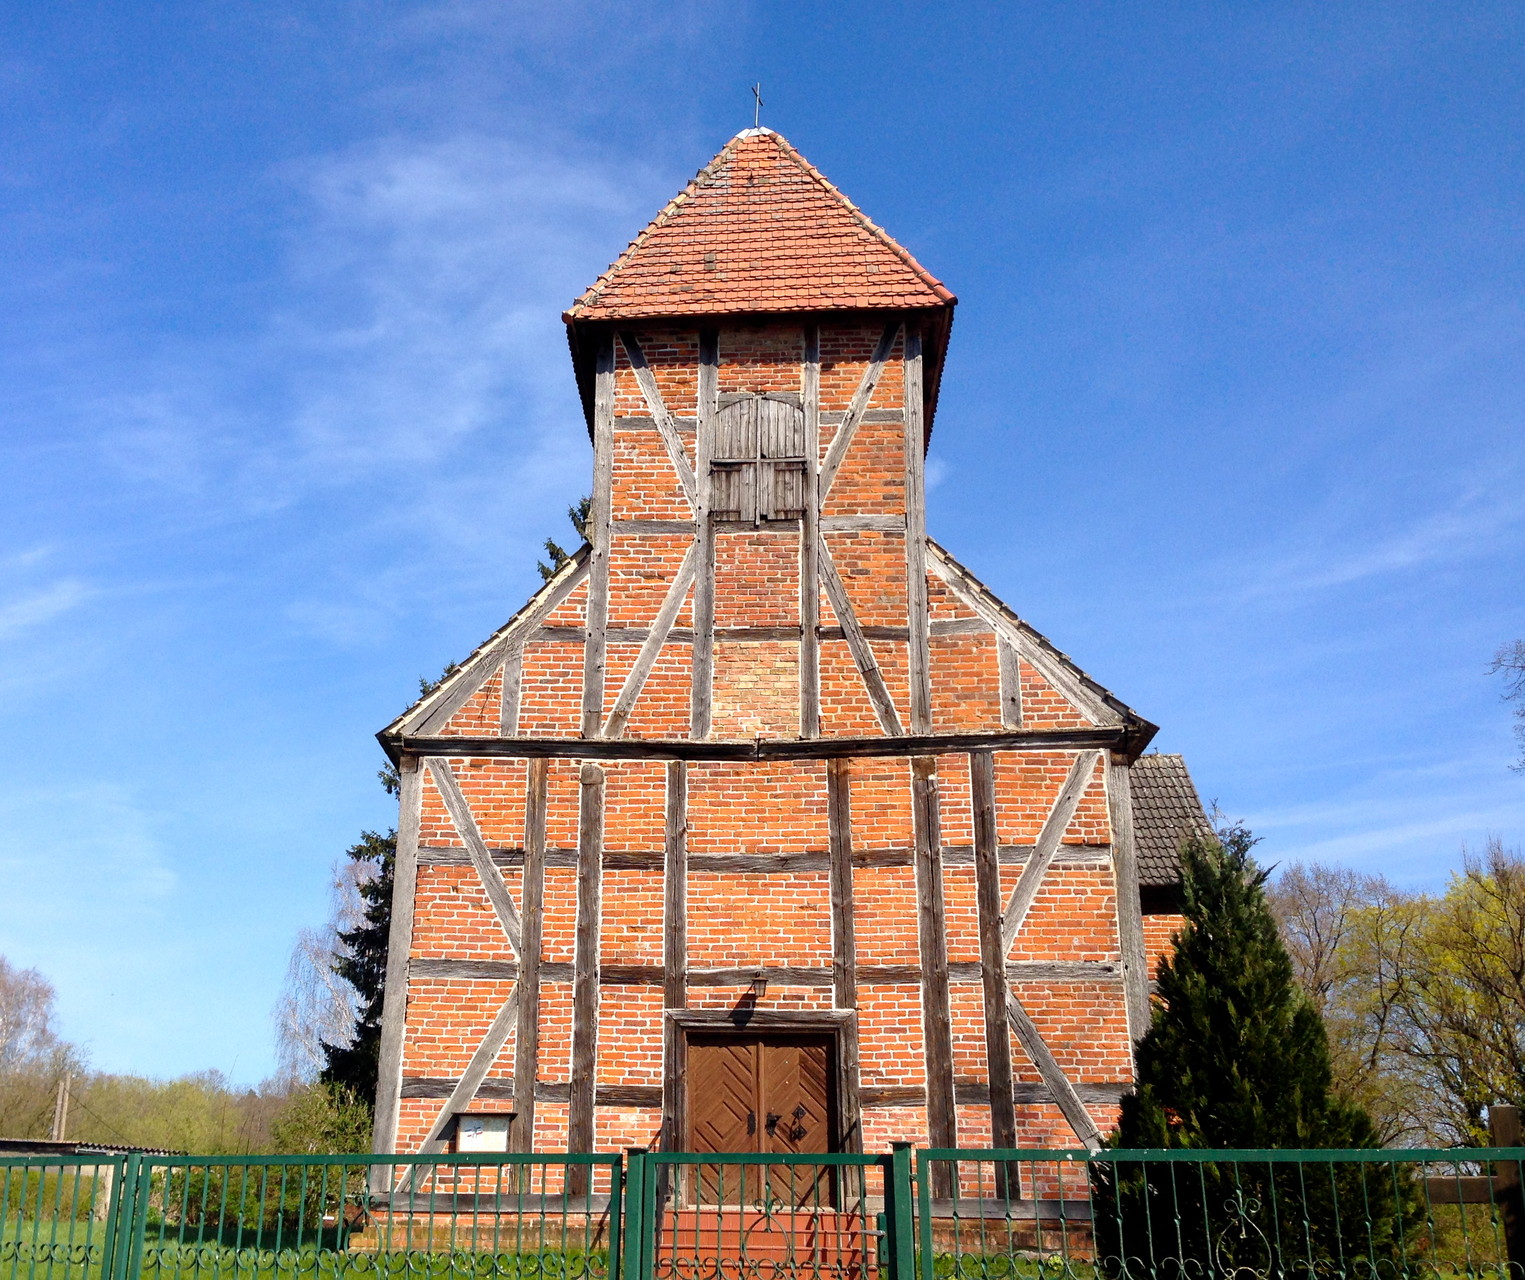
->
[2,2,1521,1082]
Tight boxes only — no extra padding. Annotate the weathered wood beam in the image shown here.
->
[661,760,687,1151]
[417,840,1114,871]
[409,986,521,1176]
[1001,751,1100,957]
[511,759,547,1153]
[971,751,1017,1154]
[800,325,822,738]
[399,727,1129,762]
[405,554,589,737]
[821,514,905,533]
[818,540,905,736]
[567,763,605,1190]
[819,322,900,497]
[912,756,957,1186]
[997,637,1022,730]
[425,758,523,958]
[581,336,616,738]
[863,1081,1130,1109]
[611,519,695,536]
[499,648,523,736]
[690,329,718,739]
[1006,994,1102,1150]
[370,757,422,1178]
[1106,755,1151,1042]
[617,331,699,509]
[601,544,696,739]
[827,758,862,1150]
[401,1077,663,1109]
[925,542,1129,732]
[408,959,1121,986]
[903,324,932,735]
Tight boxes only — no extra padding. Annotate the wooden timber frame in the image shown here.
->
[374,305,1161,1164]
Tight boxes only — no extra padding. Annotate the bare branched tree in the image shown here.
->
[0,955,87,1138]
[1492,640,1525,770]
[271,859,371,1086]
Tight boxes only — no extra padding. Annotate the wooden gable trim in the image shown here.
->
[925,540,1156,749]
[391,549,590,739]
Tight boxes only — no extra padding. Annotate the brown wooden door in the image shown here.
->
[685,1033,836,1205]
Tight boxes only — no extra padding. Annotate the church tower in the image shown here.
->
[373,129,1206,1168]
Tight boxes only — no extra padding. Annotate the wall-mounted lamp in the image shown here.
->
[749,971,768,1000]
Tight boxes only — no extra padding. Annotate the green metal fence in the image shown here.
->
[916,1148,1525,1280]
[7,1148,1525,1280]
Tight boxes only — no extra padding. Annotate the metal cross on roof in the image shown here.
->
[751,83,763,129]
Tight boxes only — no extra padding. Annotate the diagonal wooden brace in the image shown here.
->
[426,757,523,959]
[618,330,699,510]
[819,321,901,497]
[1001,750,1100,956]
[1006,992,1102,1150]
[406,985,521,1186]
[601,543,697,739]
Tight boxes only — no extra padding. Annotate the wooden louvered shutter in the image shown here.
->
[709,393,806,523]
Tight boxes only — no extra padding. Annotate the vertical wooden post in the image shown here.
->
[511,758,547,1154]
[903,323,932,736]
[691,329,718,740]
[1492,1104,1525,1279]
[970,751,1018,1157]
[911,755,956,1191]
[827,758,862,1150]
[800,324,822,738]
[499,647,523,736]
[582,334,615,738]
[568,762,606,1190]
[661,761,688,1151]
[1105,755,1151,1042]
[372,755,422,1172]
[51,1073,70,1142]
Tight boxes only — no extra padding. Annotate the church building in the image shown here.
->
[371,128,1211,1167]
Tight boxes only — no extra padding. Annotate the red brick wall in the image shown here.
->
[392,317,1144,1156]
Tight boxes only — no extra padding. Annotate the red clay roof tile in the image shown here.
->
[564,129,955,321]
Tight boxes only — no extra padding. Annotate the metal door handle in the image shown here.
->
[747,1111,756,1135]
[766,1113,782,1134]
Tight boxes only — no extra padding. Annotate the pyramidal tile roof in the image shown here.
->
[565,129,955,322]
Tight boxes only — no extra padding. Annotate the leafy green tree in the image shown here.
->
[270,1082,374,1154]
[1095,828,1411,1278]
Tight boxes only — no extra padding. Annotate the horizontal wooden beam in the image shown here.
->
[409,959,1122,986]
[861,1081,1130,1109]
[532,619,980,643]
[415,842,1115,872]
[400,1077,661,1108]
[396,727,1129,763]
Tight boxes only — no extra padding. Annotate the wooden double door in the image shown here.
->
[685,1033,837,1205]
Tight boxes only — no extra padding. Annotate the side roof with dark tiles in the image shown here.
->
[1130,754,1214,888]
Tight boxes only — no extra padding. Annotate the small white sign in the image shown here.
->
[455,1114,511,1152]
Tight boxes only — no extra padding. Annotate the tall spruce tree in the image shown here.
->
[319,666,457,1104]
[318,827,395,1099]
[1094,827,1414,1278]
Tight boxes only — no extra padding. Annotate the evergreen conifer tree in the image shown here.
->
[1094,827,1414,1277]
[319,828,395,1099]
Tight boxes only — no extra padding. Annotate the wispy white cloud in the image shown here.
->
[0,578,91,640]
[96,133,663,507]
[1233,485,1525,603]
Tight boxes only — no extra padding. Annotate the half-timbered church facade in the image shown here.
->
[373,129,1211,1166]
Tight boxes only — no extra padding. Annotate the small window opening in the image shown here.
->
[709,393,806,523]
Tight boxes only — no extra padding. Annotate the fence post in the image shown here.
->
[622,1148,647,1280]
[1491,1105,1525,1279]
[102,1152,142,1280]
[882,1143,915,1280]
